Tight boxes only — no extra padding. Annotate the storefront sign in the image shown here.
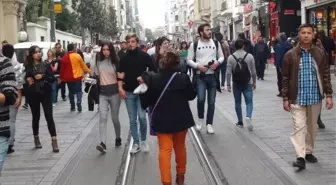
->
[244,4,253,14]
[284,9,295,15]
[271,11,279,21]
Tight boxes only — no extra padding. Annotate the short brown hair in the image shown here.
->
[125,33,139,43]
[298,23,314,32]
[159,49,180,69]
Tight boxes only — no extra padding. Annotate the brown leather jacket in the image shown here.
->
[282,45,333,104]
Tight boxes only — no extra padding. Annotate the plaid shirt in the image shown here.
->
[297,48,321,105]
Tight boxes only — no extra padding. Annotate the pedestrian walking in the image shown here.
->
[253,36,270,80]
[117,34,156,154]
[226,39,257,131]
[152,37,170,71]
[54,43,67,102]
[45,49,58,107]
[282,24,333,171]
[2,44,24,154]
[118,41,128,60]
[92,42,122,154]
[187,23,225,134]
[0,50,18,180]
[140,49,196,185]
[214,32,231,89]
[59,43,91,112]
[179,41,189,74]
[25,45,59,152]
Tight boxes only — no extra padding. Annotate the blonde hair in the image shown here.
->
[47,49,56,59]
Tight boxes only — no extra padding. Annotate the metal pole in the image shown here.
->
[50,0,56,42]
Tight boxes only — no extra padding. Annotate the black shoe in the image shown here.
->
[77,104,82,112]
[293,157,306,170]
[22,104,28,109]
[96,142,106,154]
[62,97,67,101]
[305,154,318,163]
[236,121,243,127]
[317,118,325,129]
[115,137,122,147]
[70,106,76,111]
[7,145,14,154]
[261,78,264,80]
[34,136,42,149]
[277,93,282,97]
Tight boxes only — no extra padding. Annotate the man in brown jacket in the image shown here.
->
[282,24,333,171]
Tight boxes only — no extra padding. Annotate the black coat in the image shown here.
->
[140,69,196,133]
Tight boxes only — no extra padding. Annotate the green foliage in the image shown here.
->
[104,6,119,37]
[25,0,40,22]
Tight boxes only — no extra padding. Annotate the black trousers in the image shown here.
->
[256,60,266,79]
[276,67,282,94]
[29,92,57,137]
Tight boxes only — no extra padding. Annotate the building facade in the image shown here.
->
[301,0,336,40]
[0,0,27,44]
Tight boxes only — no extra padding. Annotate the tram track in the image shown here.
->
[115,127,228,185]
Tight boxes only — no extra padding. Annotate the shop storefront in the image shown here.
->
[243,3,259,43]
[233,14,243,39]
[305,1,336,40]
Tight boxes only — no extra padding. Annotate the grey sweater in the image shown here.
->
[226,49,257,86]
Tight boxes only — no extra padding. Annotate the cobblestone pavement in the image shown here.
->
[1,98,98,185]
[216,67,336,185]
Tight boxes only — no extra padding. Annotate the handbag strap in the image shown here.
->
[151,72,178,117]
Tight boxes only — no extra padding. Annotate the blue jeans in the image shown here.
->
[196,74,217,125]
[232,83,253,122]
[0,136,9,179]
[67,80,83,107]
[220,62,227,86]
[51,81,57,104]
[9,106,18,146]
[125,91,147,145]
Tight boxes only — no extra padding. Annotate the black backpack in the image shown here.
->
[232,53,251,84]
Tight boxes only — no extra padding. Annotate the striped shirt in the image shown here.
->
[297,48,321,105]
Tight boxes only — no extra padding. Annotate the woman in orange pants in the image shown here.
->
[140,49,196,185]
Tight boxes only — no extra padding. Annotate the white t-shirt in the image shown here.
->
[187,39,225,74]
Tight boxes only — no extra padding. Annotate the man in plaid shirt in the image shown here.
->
[282,24,333,171]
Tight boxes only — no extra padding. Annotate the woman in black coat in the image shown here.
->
[140,49,196,185]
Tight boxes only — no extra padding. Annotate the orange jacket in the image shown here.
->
[60,51,90,82]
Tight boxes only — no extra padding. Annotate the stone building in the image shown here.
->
[0,0,27,44]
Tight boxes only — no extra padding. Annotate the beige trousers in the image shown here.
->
[290,103,321,158]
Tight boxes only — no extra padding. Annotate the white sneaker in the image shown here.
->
[206,124,215,134]
[141,141,149,152]
[245,117,254,131]
[130,143,141,154]
[195,119,204,131]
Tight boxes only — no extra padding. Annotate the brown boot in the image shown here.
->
[176,174,185,185]
[162,183,172,185]
[34,136,42,148]
[52,139,59,153]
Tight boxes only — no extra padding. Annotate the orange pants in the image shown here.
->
[156,130,188,183]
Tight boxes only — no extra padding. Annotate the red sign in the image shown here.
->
[284,9,295,15]
[271,11,279,21]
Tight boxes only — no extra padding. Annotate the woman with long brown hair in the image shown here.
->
[45,49,58,106]
[153,37,170,70]
[140,49,196,185]
[91,43,122,154]
[25,46,59,152]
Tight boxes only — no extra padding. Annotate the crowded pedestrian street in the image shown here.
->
[0,68,334,185]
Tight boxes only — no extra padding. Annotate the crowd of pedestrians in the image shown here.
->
[0,22,334,185]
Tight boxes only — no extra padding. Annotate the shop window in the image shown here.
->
[40,36,44,41]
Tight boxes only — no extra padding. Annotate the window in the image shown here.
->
[57,39,60,43]
[175,26,179,32]
[40,36,45,41]
[67,41,70,46]
[63,40,66,50]
[175,15,179,21]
